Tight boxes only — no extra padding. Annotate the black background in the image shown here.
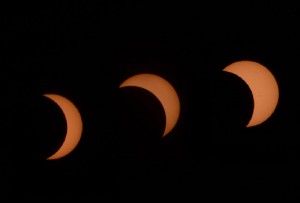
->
[1,1,300,201]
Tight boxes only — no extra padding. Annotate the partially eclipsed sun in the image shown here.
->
[43,94,83,160]
[120,73,180,137]
[223,60,279,127]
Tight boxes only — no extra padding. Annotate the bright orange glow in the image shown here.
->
[120,73,180,137]
[223,60,279,127]
[43,94,83,160]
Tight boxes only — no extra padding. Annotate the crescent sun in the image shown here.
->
[223,60,279,127]
[119,73,180,137]
[43,94,83,160]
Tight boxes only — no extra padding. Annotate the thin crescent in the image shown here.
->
[43,94,83,160]
[223,60,279,127]
[119,73,180,137]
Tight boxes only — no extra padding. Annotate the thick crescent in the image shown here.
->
[120,73,180,137]
[43,94,83,160]
[223,60,279,127]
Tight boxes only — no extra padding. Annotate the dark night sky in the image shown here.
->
[1,1,300,201]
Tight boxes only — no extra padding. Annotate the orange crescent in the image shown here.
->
[120,73,180,137]
[223,60,279,127]
[43,94,83,160]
